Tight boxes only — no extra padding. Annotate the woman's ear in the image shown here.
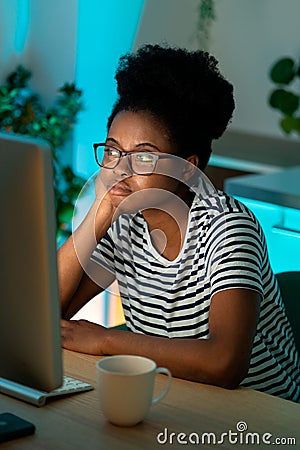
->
[182,155,200,185]
[186,155,199,167]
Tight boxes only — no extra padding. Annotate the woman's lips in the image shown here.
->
[108,181,132,196]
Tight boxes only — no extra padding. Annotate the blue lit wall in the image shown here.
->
[73,0,145,178]
[14,0,30,54]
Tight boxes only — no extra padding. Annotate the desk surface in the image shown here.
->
[1,350,299,449]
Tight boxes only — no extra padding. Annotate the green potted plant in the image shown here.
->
[268,56,300,136]
[194,0,215,48]
[0,65,86,244]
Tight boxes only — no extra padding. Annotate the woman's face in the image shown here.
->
[100,110,197,210]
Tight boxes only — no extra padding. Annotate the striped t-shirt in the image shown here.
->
[92,190,300,402]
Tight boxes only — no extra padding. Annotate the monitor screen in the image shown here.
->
[0,133,62,392]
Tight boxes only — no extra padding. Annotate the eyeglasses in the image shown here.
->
[93,143,171,175]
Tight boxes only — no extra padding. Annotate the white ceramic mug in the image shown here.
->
[96,355,172,426]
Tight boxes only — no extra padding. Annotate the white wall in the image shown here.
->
[210,0,300,137]
[133,0,201,51]
[134,0,300,138]
[26,0,78,107]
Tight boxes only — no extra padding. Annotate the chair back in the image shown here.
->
[275,271,300,353]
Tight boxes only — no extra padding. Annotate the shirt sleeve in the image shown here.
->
[91,227,116,275]
[205,209,265,298]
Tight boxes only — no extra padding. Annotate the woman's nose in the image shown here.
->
[113,155,131,178]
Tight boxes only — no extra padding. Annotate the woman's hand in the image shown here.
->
[61,319,109,355]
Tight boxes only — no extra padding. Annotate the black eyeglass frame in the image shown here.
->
[93,143,173,175]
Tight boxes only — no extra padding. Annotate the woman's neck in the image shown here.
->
[141,190,194,261]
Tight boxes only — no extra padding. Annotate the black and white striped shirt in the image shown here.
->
[92,191,300,402]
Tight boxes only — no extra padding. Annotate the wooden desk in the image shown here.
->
[1,350,299,449]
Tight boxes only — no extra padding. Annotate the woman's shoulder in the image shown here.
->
[193,189,260,222]
[191,190,266,249]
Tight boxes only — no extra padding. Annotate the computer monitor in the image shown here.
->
[0,133,63,394]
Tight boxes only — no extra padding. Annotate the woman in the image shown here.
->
[59,44,300,402]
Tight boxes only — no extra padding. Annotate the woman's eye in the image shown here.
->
[106,148,119,158]
[135,153,154,164]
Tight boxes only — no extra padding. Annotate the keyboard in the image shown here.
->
[45,376,94,399]
[0,375,94,407]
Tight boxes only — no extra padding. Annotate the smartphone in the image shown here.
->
[0,413,35,443]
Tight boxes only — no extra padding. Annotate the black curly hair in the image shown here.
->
[107,44,235,170]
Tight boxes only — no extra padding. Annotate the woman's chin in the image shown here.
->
[108,192,130,209]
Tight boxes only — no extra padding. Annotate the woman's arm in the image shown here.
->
[61,288,260,389]
[58,182,116,318]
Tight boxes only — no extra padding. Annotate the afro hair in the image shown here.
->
[107,44,235,170]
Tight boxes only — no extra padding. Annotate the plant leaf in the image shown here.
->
[269,57,296,85]
[280,116,294,134]
[0,64,85,241]
[294,117,300,133]
[58,201,74,224]
[280,116,300,135]
[269,89,285,108]
[269,89,299,115]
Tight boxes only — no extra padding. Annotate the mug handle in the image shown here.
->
[152,367,172,404]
